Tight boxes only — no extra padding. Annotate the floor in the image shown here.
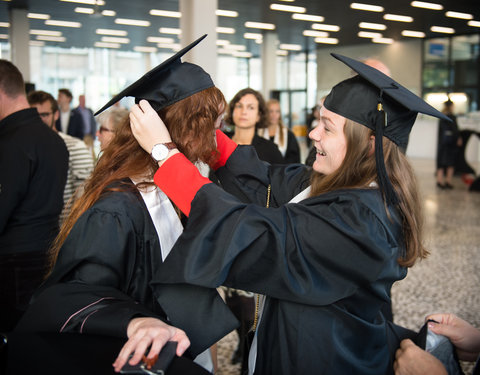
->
[215,158,480,375]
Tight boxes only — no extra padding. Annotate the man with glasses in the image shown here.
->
[28,90,95,223]
[0,60,68,332]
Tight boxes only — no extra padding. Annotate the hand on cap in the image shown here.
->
[130,99,172,155]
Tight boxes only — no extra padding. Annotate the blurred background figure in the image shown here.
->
[56,88,84,140]
[258,99,300,164]
[305,98,325,166]
[96,106,129,151]
[306,103,321,148]
[76,94,97,148]
[436,100,462,189]
[28,90,95,223]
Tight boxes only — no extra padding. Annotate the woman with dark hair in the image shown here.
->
[225,88,283,165]
[129,54,452,374]
[14,37,237,374]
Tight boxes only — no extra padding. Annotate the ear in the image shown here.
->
[54,110,60,121]
[368,135,375,156]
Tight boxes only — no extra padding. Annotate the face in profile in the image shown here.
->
[96,116,115,150]
[32,101,57,129]
[232,94,260,129]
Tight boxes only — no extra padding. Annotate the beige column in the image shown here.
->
[261,31,278,99]
[9,7,30,82]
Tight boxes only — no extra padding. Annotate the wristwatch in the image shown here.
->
[151,142,177,162]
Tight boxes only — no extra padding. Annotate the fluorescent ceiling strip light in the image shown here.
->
[314,37,339,44]
[159,27,181,34]
[277,50,288,56]
[411,1,443,10]
[147,36,175,43]
[36,35,66,42]
[445,11,473,20]
[134,46,157,53]
[358,31,382,38]
[0,34,8,39]
[28,13,50,19]
[350,3,384,12]
[30,40,45,46]
[157,43,181,50]
[244,32,263,40]
[255,39,263,44]
[45,20,81,28]
[30,29,62,36]
[96,28,127,36]
[270,4,306,13]
[216,9,238,17]
[431,25,455,33]
[312,23,340,32]
[292,13,324,22]
[245,21,275,30]
[401,30,425,37]
[75,7,94,14]
[0,22,10,27]
[216,39,230,46]
[384,14,413,22]
[233,51,252,58]
[150,9,181,17]
[102,10,116,16]
[359,22,386,30]
[60,0,104,4]
[279,43,302,51]
[303,30,329,37]
[468,20,480,27]
[217,48,234,54]
[223,44,246,51]
[94,41,120,48]
[372,37,394,44]
[101,36,129,44]
[216,27,235,34]
[115,18,150,27]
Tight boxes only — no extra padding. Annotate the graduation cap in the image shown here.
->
[94,34,213,116]
[324,53,450,205]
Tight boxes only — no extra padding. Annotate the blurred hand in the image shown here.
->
[112,317,190,373]
[394,339,447,375]
[426,313,480,361]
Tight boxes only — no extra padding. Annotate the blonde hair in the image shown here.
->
[266,99,285,147]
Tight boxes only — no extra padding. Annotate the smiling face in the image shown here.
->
[232,93,260,129]
[308,106,348,175]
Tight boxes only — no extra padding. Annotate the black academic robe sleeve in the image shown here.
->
[284,130,301,164]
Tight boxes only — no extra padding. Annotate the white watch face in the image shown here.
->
[151,144,169,161]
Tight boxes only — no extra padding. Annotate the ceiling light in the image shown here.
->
[372,37,394,44]
[45,20,81,28]
[358,31,382,38]
[0,34,8,39]
[94,41,120,48]
[314,37,339,44]
[216,39,230,46]
[445,11,473,20]
[292,13,324,22]
[233,51,252,58]
[0,22,10,27]
[216,27,236,34]
[350,3,384,12]
[28,13,50,20]
[60,0,104,4]
[96,29,127,36]
[36,35,66,42]
[468,20,480,27]
[75,7,94,14]
[401,30,425,37]
[147,36,175,43]
[30,41,45,46]
[411,1,443,10]
[312,23,340,32]
[159,27,181,34]
[134,46,157,53]
[150,9,181,18]
[101,36,130,44]
[431,26,455,33]
[359,22,386,30]
[101,10,116,16]
[303,30,329,37]
[157,43,181,50]
[217,48,234,55]
[224,44,246,51]
[115,18,150,27]
[244,32,263,40]
[216,9,238,17]
[277,50,288,56]
[245,21,275,30]
[384,14,413,22]
[270,4,306,13]
[30,29,62,36]
[280,43,302,51]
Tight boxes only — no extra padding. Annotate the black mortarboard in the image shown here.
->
[94,34,213,116]
[324,53,450,205]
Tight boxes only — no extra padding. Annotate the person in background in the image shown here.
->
[258,99,300,164]
[76,94,97,148]
[394,313,480,375]
[436,99,462,189]
[96,106,129,151]
[56,88,85,140]
[305,103,321,148]
[0,60,68,332]
[225,88,284,165]
[28,90,95,223]
[305,98,325,166]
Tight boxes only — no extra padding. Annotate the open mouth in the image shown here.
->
[317,149,326,156]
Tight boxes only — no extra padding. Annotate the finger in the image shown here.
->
[129,337,152,365]
[146,336,168,359]
[138,99,153,113]
[113,340,138,372]
[130,103,144,117]
[172,331,190,356]
[399,339,414,349]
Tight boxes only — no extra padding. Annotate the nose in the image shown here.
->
[309,126,320,142]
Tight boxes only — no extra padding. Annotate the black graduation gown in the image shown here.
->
[15,182,237,357]
[152,146,407,375]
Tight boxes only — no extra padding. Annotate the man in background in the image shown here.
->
[56,88,84,140]
[0,60,68,332]
[28,90,95,223]
[76,94,97,148]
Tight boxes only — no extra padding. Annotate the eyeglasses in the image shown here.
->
[99,126,114,133]
[38,112,53,118]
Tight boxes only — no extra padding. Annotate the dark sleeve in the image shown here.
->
[284,130,301,164]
